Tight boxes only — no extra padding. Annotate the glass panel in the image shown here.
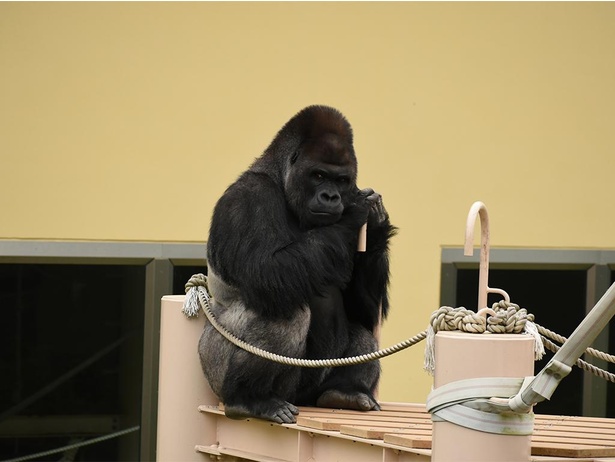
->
[0,264,145,460]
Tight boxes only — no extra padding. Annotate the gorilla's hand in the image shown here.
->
[340,188,385,229]
[358,188,389,226]
[366,190,389,225]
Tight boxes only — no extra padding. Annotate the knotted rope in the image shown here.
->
[183,273,614,381]
[423,301,545,375]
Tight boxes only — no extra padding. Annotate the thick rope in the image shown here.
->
[537,324,615,364]
[540,336,615,383]
[184,274,426,368]
[183,274,615,380]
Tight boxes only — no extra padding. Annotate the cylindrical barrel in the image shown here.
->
[431,331,535,462]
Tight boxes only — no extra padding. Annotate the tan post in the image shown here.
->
[431,201,535,461]
[156,295,216,461]
[431,332,535,462]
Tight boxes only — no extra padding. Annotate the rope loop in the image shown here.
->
[430,306,487,333]
[185,273,208,293]
[487,300,533,334]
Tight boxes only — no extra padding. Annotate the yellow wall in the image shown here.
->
[2,2,615,403]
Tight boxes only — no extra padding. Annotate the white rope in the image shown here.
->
[540,335,615,383]
[183,274,426,368]
[537,323,615,364]
[183,274,614,380]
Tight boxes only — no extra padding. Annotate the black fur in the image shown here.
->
[199,105,396,424]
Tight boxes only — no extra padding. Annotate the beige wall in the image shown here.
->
[1,2,614,403]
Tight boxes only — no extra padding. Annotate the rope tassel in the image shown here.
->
[182,273,209,318]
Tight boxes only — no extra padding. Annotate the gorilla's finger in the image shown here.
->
[279,408,297,424]
[366,191,382,204]
[287,402,299,415]
[358,187,375,197]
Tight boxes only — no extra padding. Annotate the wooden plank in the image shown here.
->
[340,424,429,440]
[535,420,615,430]
[536,414,615,425]
[379,403,428,413]
[297,414,430,426]
[532,434,615,446]
[535,425,615,436]
[383,433,432,450]
[531,442,615,458]
[296,407,428,419]
[297,416,431,432]
[198,404,224,415]
[532,430,615,440]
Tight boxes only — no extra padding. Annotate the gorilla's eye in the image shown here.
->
[336,177,349,184]
[312,171,325,181]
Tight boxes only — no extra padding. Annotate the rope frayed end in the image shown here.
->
[524,321,545,361]
[182,273,209,318]
[423,324,436,376]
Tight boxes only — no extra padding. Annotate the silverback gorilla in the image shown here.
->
[199,105,396,424]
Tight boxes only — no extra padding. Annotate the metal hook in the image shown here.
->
[464,201,510,313]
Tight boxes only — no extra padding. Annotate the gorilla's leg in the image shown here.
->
[315,324,381,411]
[198,300,309,424]
[220,354,300,424]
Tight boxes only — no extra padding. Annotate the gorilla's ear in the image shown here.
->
[290,148,301,165]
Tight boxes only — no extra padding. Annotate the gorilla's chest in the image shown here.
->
[306,286,350,355]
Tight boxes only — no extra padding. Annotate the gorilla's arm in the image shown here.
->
[207,172,368,319]
[343,197,396,332]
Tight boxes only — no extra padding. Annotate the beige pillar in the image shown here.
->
[156,295,216,461]
[431,331,535,462]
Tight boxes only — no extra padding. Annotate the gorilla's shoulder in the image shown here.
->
[217,170,284,210]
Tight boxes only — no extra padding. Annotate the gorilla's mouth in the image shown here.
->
[309,208,342,217]
[308,208,342,226]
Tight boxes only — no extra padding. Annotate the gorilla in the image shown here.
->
[199,105,396,424]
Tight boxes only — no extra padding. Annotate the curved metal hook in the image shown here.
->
[464,201,510,312]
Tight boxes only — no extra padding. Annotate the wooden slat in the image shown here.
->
[297,415,430,429]
[533,428,615,441]
[531,442,615,458]
[532,434,615,446]
[340,424,427,440]
[383,433,432,449]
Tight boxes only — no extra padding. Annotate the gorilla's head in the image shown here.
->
[252,106,358,228]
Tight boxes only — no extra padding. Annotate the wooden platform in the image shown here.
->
[197,402,615,462]
[157,296,615,462]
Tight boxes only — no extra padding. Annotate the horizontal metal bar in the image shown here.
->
[0,240,207,264]
[0,415,119,437]
[442,248,615,267]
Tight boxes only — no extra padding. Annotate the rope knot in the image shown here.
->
[430,306,487,334]
[182,273,209,318]
[185,273,208,293]
[424,301,545,375]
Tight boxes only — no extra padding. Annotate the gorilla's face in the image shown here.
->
[285,133,357,228]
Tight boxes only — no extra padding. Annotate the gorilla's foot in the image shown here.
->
[316,389,381,412]
[224,398,299,424]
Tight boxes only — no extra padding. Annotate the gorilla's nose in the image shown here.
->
[318,191,341,206]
